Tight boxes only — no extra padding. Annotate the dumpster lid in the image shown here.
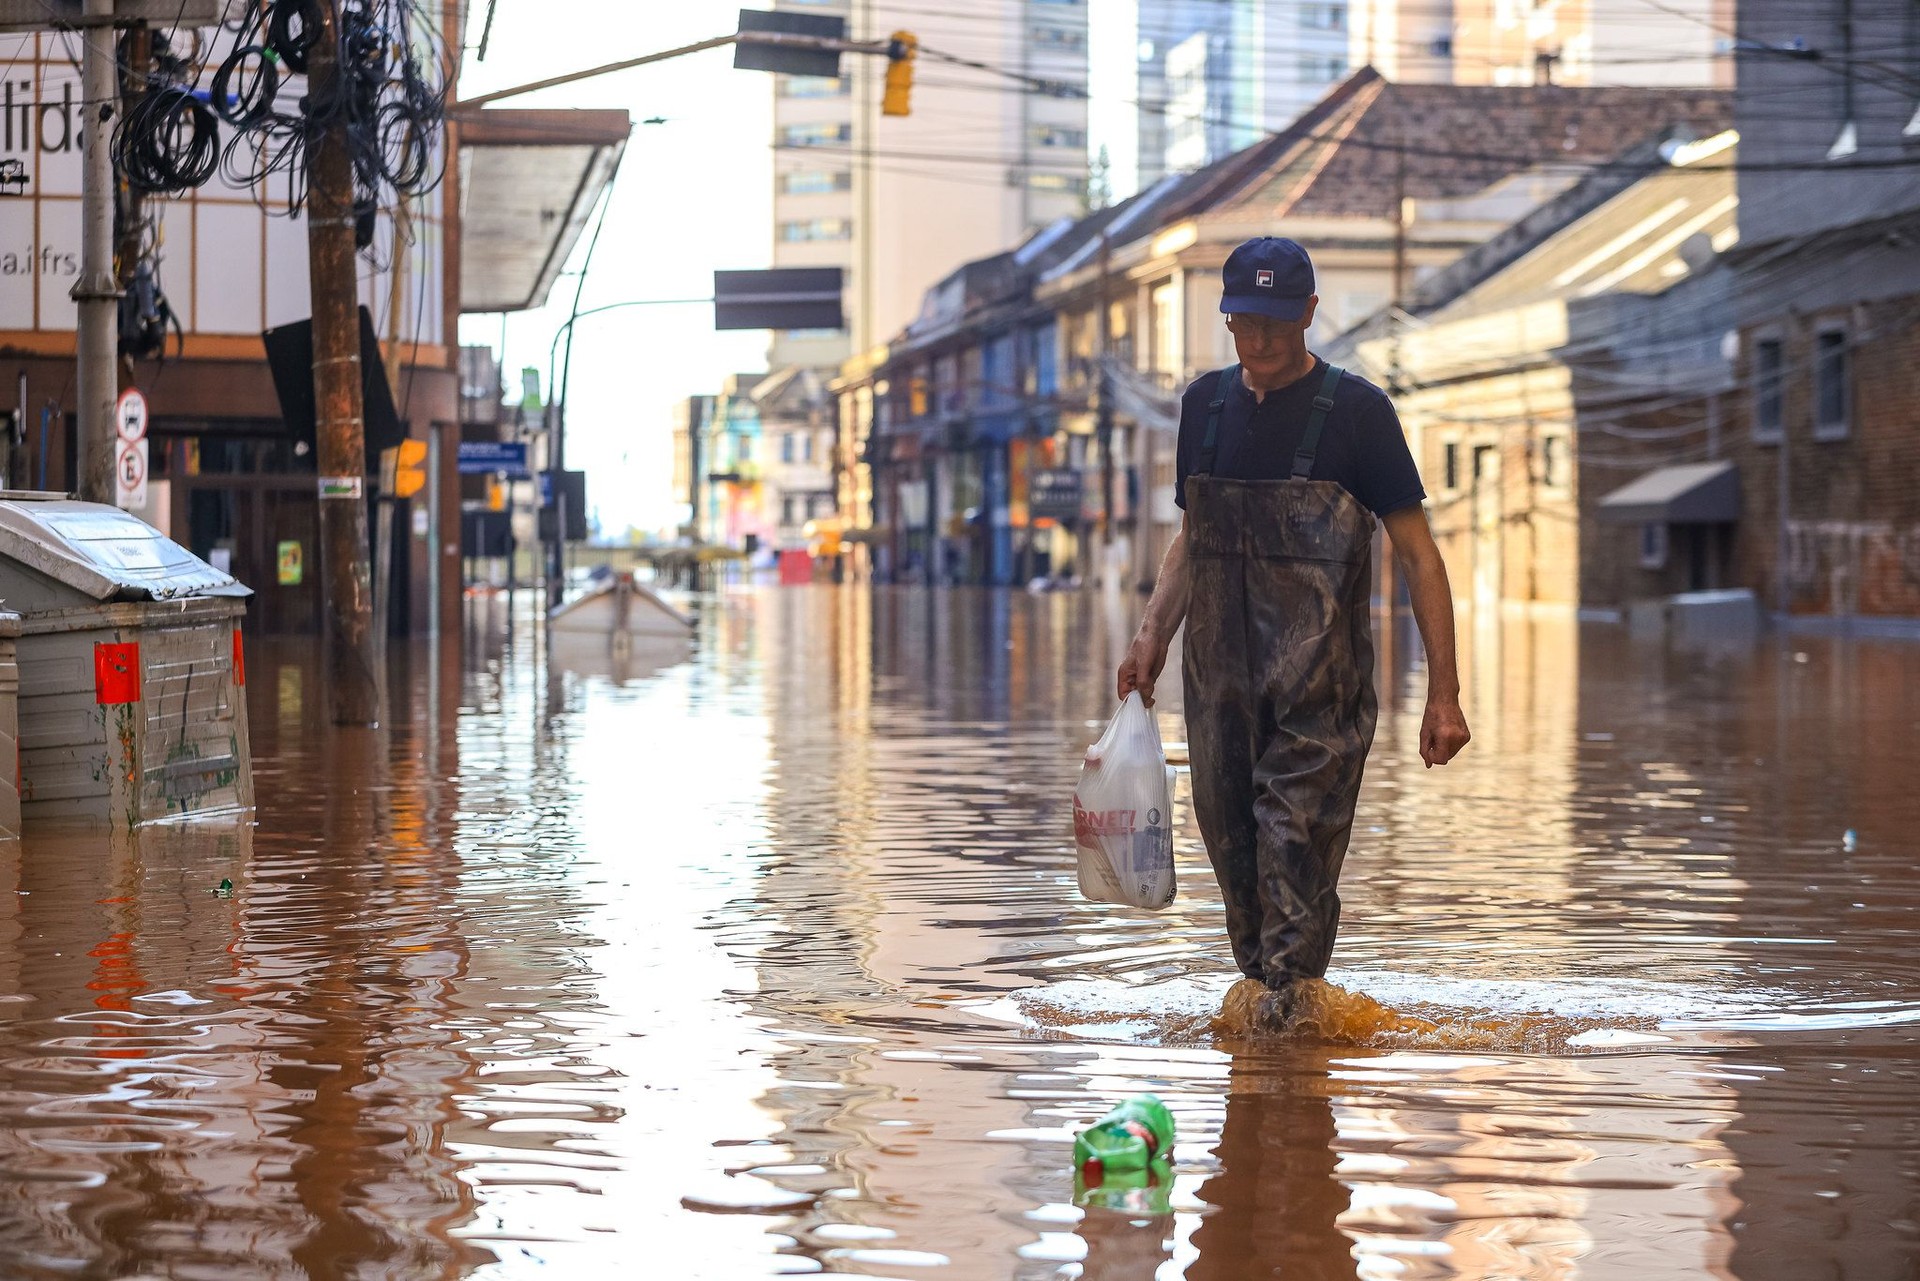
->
[0,498,251,602]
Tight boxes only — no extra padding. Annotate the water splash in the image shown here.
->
[994,971,1796,1053]
[1210,977,1646,1054]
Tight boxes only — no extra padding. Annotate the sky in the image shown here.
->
[456,1,777,539]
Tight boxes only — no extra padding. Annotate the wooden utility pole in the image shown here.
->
[1095,232,1114,558]
[306,2,380,725]
[1382,129,1409,621]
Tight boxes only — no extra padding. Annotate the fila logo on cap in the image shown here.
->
[1255,270,1274,288]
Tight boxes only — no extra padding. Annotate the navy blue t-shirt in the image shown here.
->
[1174,360,1425,518]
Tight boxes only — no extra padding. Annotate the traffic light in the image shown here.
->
[883,31,916,117]
[383,439,428,499]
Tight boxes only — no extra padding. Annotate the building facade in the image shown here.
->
[1341,131,1740,612]
[1723,0,1920,625]
[0,12,622,636]
[838,70,1730,594]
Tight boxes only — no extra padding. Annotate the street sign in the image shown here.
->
[457,440,531,477]
[115,388,147,442]
[734,9,846,77]
[114,437,148,510]
[1029,468,1083,522]
[713,267,844,331]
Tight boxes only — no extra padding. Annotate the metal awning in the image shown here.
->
[456,109,631,313]
[1597,460,1740,525]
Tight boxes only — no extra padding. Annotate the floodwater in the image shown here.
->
[0,586,1915,1279]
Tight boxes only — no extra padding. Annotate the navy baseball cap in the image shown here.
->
[1219,237,1315,321]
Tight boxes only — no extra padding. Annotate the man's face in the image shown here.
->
[1227,298,1317,375]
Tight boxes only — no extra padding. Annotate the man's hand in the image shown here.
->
[1117,633,1170,706]
[1419,696,1470,768]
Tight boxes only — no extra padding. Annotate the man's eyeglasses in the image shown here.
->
[1225,313,1293,338]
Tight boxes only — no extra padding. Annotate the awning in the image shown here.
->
[456,109,631,313]
[1597,460,1740,525]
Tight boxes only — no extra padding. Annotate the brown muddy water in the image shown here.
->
[0,586,1915,1279]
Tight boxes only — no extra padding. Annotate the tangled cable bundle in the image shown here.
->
[117,0,447,238]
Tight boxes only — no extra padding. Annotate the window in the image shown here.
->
[1299,53,1348,81]
[1443,440,1460,490]
[1025,172,1085,195]
[780,122,851,147]
[1303,3,1347,30]
[1814,324,1850,440]
[1752,334,1783,443]
[779,76,847,98]
[781,433,796,463]
[1640,522,1669,570]
[1030,25,1086,50]
[1540,434,1568,488]
[780,217,852,241]
[1030,125,1086,148]
[781,169,852,195]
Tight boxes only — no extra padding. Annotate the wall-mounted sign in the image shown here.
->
[276,540,302,586]
[457,440,530,477]
[1028,467,1083,522]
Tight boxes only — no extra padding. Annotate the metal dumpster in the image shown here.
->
[0,611,19,839]
[0,496,253,828]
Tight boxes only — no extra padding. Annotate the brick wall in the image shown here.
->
[1728,297,1920,618]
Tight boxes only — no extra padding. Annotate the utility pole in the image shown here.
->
[307,1,381,726]
[1383,131,1409,621]
[73,0,122,504]
[1095,232,1114,568]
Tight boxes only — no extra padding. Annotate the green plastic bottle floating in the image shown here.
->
[1073,1093,1175,1181]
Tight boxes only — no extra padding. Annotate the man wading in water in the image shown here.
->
[1116,237,1471,1027]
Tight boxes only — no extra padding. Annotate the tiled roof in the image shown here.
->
[1209,75,1732,222]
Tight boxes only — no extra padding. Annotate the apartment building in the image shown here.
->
[1351,0,1733,89]
[769,0,1092,373]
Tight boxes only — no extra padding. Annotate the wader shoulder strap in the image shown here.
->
[1290,363,1345,480]
[1193,364,1240,477]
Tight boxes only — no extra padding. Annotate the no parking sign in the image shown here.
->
[114,389,149,511]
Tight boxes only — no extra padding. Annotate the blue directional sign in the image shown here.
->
[458,441,530,478]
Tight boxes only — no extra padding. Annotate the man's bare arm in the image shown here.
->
[1116,515,1191,705]
[1381,505,1470,767]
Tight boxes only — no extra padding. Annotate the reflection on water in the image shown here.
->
[0,586,1912,1277]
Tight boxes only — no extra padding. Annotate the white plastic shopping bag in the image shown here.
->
[1072,692,1176,909]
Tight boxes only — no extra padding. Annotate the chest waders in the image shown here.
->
[1181,363,1378,988]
